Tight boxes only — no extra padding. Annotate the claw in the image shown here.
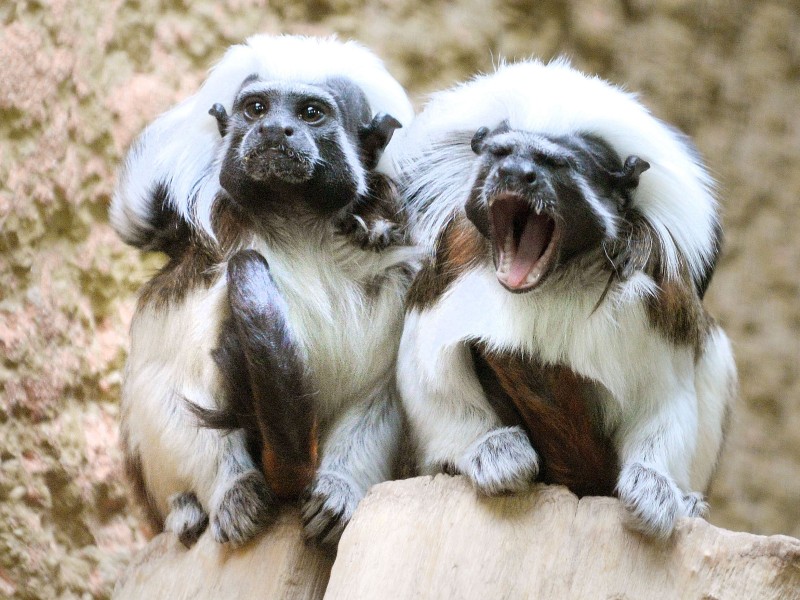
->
[301,471,363,546]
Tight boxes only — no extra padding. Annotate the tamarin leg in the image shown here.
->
[302,383,402,546]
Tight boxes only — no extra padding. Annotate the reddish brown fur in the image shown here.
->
[473,345,619,497]
[646,274,711,355]
[406,216,489,311]
[261,420,319,500]
[607,212,711,354]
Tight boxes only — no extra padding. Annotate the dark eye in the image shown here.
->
[243,100,267,120]
[535,152,570,169]
[299,103,327,124]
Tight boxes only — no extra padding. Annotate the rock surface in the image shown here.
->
[0,0,798,598]
[116,477,800,600]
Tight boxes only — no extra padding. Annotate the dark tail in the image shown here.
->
[226,250,318,500]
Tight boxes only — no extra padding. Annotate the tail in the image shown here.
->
[226,250,319,500]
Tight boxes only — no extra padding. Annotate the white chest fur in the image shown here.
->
[413,265,689,421]
[247,233,415,419]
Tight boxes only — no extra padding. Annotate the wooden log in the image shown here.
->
[114,477,800,599]
[114,509,333,600]
[325,476,800,600]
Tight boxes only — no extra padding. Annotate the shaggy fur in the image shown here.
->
[390,60,736,539]
[112,34,416,547]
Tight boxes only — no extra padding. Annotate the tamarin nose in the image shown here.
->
[260,123,295,145]
[499,159,537,185]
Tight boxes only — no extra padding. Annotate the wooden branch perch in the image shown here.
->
[115,476,800,600]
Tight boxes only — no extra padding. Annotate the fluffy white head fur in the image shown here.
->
[387,59,719,289]
[111,34,414,244]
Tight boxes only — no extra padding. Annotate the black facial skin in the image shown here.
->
[210,76,401,220]
[466,121,649,293]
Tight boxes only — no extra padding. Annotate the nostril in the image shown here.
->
[498,162,537,185]
[284,126,294,137]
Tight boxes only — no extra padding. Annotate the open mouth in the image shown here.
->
[489,194,560,292]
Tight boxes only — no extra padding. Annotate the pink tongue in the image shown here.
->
[507,215,548,287]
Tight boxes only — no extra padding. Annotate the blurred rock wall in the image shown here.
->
[0,0,797,597]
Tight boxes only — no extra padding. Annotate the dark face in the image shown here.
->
[466,123,649,293]
[215,77,399,217]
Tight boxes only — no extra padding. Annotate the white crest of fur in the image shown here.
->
[111,34,414,244]
[386,58,719,287]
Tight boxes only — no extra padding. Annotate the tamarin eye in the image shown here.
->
[299,104,326,124]
[534,151,570,168]
[490,145,512,158]
[243,100,268,120]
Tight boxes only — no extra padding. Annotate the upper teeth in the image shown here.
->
[525,270,541,284]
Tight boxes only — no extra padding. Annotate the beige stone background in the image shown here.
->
[0,0,797,598]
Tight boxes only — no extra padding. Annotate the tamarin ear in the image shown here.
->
[471,126,491,155]
[359,112,402,169]
[492,119,511,136]
[611,154,650,210]
[471,120,512,155]
[209,103,230,137]
[617,155,650,188]
[612,155,650,210]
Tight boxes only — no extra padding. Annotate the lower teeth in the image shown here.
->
[500,230,514,273]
